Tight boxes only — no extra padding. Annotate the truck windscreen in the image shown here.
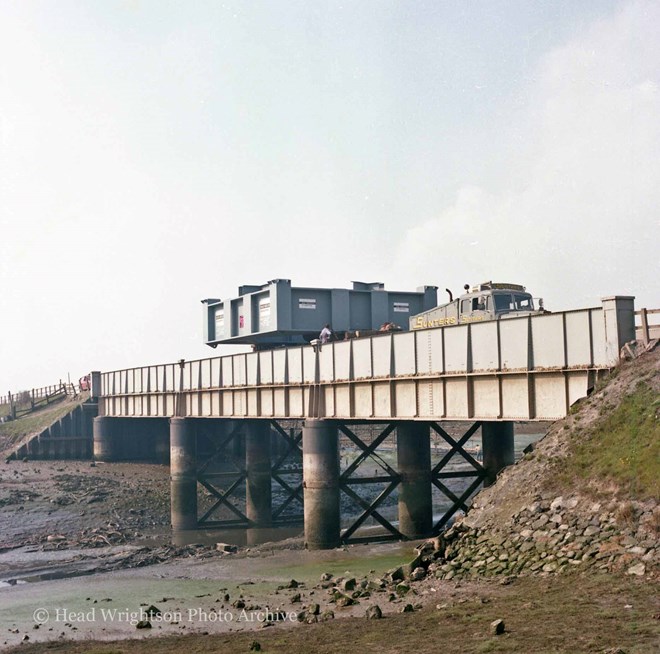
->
[493,293,534,312]
[513,294,534,310]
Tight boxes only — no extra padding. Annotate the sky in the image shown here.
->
[1,0,658,392]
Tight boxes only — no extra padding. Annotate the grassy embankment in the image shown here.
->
[0,396,86,453]
[550,376,660,501]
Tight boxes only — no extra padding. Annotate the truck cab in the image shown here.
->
[459,283,538,322]
[410,282,544,330]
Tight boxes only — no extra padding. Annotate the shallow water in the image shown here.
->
[0,541,414,650]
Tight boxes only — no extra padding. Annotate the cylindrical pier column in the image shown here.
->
[481,421,515,487]
[170,417,197,531]
[93,416,119,461]
[303,420,340,549]
[246,420,272,527]
[397,422,432,539]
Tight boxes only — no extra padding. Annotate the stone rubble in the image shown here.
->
[413,494,658,582]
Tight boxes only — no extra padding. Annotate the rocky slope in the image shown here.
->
[428,347,659,581]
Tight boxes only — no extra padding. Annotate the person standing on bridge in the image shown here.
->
[319,324,333,344]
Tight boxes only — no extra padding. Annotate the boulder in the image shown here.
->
[365,605,382,620]
[340,578,356,592]
[626,563,646,576]
[395,582,411,596]
[490,619,505,635]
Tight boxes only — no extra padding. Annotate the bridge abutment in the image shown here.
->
[246,420,272,527]
[93,416,170,463]
[170,417,198,531]
[397,421,432,539]
[303,419,340,550]
[481,421,515,487]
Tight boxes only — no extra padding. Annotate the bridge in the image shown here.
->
[88,296,634,548]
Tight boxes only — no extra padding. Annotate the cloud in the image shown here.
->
[394,1,660,309]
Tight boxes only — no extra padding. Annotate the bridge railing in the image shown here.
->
[0,382,82,420]
[98,297,636,421]
[636,308,660,344]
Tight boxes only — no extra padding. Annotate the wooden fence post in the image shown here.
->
[640,308,649,346]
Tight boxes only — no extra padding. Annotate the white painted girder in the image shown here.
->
[98,300,634,422]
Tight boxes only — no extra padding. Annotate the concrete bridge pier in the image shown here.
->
[481,422,515,487]
[303,420,340,550]
[170,417,198,531]
[245,420,272,527]
[397,422,433,539]
[93,416,120,461]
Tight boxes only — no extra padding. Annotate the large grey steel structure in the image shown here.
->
[202,279,438,348]
[92,296,636,549]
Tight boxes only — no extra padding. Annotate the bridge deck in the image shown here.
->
[98,298,635,422]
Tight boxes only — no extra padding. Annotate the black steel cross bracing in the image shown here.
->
[196,422,249,527]
[271,473,303,520]
[430,421,482,474]
[432,474,485,532]
[428,421,487,534]
[197,419,305,528]
[197,474,249,524]
[197,424,245,477]
[339,423,397,478]
[432,477,472,513]
[269,420,304,520]
[269,420,303,471]
[340,480,404,542]
[337,423,403,544]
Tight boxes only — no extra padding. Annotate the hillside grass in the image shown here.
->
[555,380,660,500]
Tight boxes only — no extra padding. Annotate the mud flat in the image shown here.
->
[0,432,549,651]
[0,539,419,649]
[2,544,658,654]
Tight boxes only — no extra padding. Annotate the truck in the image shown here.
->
[409,281,545,330]
[202,280,545,350]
